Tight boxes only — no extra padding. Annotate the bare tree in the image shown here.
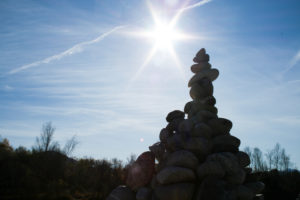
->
[63,135,79,156]
[252,147,267,171]
[34,122,59,152]
[272,143,281,169]
[279,148,290,171]
[265,149,274,170]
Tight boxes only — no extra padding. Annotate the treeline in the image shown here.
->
[243,144,300,200]
[0,122,299,200]
[244,143,294,172]
[0,122,128,200]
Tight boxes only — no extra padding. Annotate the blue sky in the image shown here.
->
[0,0,300,167]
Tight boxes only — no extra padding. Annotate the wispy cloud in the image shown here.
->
[180,0,212,12]
[7,25,125,75]
[282,50,300,74]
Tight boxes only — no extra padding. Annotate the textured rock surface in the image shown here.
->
[126,152,155,190]
[107,48,264,200]
[164,150,199,170]
[106,185,136,200]
[156,166,196,184]
[154,183,195,200]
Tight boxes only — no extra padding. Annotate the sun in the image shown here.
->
[128,1,198,83]
[146,21,184,50]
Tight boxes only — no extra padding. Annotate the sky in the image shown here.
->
[0,0,300,167]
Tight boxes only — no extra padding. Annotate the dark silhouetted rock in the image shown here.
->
[106,185,136,200]
[191,123,213,138]
[208,118,233,136]
[178,119,194,133]
[149,142,165,161]
[189,78,214,100]
[212,135,240,150]
[154,183,194,200]
[236,151,250,167]
[184,137,211,157]
[236,185,255,200]
[156,166,196,185]
[166,134,185,152]
[245,182,265,194]
[166,118,184,133]
[166,110,185,122]
[190,110,218,123]
[165,150,198,170]
[159,128,172,143]
[126,151,155,190]
[191,62,211,73]
[136,187,152,200]
[188,68,219,87]
[197,160,225,180]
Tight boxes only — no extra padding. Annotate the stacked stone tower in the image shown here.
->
[107,48,265,200]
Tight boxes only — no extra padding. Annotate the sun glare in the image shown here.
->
[149,22,182,50]
[128,1,198,83]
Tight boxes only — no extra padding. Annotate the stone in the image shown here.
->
[190,110,218,123]
[236,151,250,167]
[159,128,172,143]
[178,119,194,133]
[106,185,136,200]
[207,118,233,136]
[154,183,194,200]
[212,135,241,149]
[207,152,245,184]
[150,175,159,189]
[136,187,152,200]
[197,177,234,200]
[236,185,255,200]
[195,48,206,57]
[166,118,184,133]
[197,160,225,180]
[191,62,211,73]
[156,166,196,185]
[245,182,265,194]
[193,53,210,63]
[166,110,185,122]
[226,168,246,184]
[149,142,165,161]
[187,100,218,117]
[165,150,199,170]
[184,101,192,113]
[200,96,216,106]
[189,78,213,100]
[244,173,260,183]
[191,123,213,139]
[184,137,211,156]
[126,151,155,190]
[188,68,219,87]
[166,134,185,151]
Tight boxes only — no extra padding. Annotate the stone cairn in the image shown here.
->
[107,48,265,200]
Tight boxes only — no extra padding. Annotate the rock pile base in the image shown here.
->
[107,48,264,200]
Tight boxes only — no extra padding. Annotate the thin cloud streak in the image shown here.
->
[281,50,300,75]
[7,26,125,75]
[170,0,212,27]
[180,0,212,12]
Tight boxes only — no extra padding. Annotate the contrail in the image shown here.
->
[181,0,212,12]
[170,0,212,27]
[288,50,300,71]
[8,25,125,75]
[281,50,300,76]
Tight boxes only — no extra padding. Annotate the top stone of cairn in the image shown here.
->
[193,48,209,63]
